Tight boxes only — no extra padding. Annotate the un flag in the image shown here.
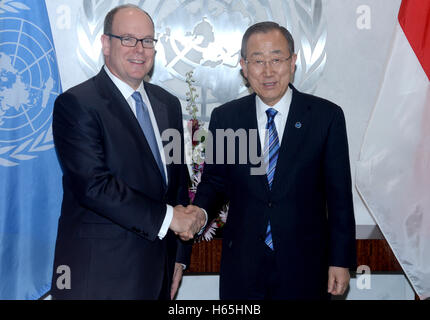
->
[0,0,62,299]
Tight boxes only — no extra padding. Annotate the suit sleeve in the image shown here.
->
[193,108,229,221]
[324,107,357,269]
[53,92,166,241]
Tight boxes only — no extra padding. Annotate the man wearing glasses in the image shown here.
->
[191,22,356,299]
[50,4,205,299]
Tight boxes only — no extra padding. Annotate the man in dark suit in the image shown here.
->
[191,22,356,300]
[50,4,205,299]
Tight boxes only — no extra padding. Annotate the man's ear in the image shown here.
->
[101,34,110,57]
[240,58,248,79]
[290,53,298,74]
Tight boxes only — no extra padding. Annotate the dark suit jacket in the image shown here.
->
[50,68,191,299]
[194,84,356,299]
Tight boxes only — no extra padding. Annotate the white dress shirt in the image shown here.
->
[256,88,293,152]
[104,66,172,240]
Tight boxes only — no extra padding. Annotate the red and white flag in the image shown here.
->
[356,0,430,299]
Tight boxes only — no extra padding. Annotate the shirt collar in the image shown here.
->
[256,88,293,118]
[104,65,145,101]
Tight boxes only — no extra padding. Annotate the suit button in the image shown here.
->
[268,202,273,208]
[228,240,233,248]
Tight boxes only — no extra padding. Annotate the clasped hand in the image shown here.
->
[170,205,206,241]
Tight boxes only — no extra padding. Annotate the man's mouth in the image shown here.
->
[128,59,145,64]
[263,81,277,88]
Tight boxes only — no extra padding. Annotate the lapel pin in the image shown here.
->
[295,122,302,129]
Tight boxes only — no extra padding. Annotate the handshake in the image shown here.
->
[169,205,206,241]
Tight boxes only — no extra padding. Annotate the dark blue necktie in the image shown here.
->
[132,91,166,185]
[264,108,280,250]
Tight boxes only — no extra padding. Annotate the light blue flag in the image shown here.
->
[0,0,62,299]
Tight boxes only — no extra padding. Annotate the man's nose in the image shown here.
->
[135,40,146,52]
[263,61,275,75]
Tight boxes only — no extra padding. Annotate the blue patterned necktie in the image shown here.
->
[264,108,280,250]
[132,91,166,185]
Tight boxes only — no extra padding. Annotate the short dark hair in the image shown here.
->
[103,4,154,35]
[241,21,295,59]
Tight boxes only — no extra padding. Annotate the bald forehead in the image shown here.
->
[111,7,154,32]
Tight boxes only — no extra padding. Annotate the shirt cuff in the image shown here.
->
[158,205,173,240]
[197,208,208,236]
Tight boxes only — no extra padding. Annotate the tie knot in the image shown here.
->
[266,108,278,121]
[132,91,143,104]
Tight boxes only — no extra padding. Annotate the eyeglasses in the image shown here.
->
[106,33,158,48]
[245,55,292,70]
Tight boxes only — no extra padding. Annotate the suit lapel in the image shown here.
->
[95,69,143,139]
[145,83,170,188]
[94,69,167,189]
[241,95,271,198]
[270,85,311,193]
[246,87,311,197]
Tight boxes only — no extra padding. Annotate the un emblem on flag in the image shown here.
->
[0,9,61,167]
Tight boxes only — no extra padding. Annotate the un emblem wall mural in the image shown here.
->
[75,0,326,120]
